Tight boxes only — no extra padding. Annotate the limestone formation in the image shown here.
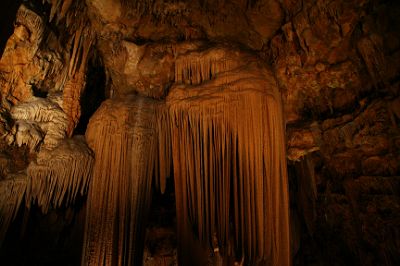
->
[0,0,399,265]
[7,96,68,151]
[26,136,94,213]
[0,173,27,245]
[84,95,160,266]
[167,46,289,265]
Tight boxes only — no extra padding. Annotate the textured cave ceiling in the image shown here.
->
[0,0,400,266]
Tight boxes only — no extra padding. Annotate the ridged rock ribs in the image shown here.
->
[83,46,290,266]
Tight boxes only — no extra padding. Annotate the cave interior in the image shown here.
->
[0,0,399,265]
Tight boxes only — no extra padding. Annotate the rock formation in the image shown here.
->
[0,0,399,266]
[83,44,290,265]
[83,95,160,266]
[166,46,289,265]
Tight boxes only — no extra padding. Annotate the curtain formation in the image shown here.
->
[83,95,161,266]
[26,136,94,213]
[83,60,290,265]
[168,63,290,265]
[0,136,93,245]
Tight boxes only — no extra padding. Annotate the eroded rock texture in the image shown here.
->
[276,1,400,264]
[0,0,399,266]
[0,0,95,251]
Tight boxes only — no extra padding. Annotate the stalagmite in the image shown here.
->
[83,95,165,266]
[26,136,94,213]
[0,173,27,246]
[167,48,290,266]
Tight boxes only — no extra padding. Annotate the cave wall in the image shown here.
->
[274,1,400,264]
[0,0,399,265]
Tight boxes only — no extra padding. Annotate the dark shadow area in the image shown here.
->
[74,53,106,135]
[144,176,177,263]
[32,84,49,98]
[0,197,86,266]
[0,0,22,56]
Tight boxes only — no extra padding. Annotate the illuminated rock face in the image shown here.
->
[84,95,160,266]
[83,45,290,266]
[0,1,399,266]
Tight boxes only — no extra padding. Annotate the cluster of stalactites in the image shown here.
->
[166,73,290,265]
[83,95,170,266]
[174,48,242,86]
[0,136,94,246]
[41,0,94,135]
[0,174,27,246]
[26,136,94,213]
[82,78,290,266]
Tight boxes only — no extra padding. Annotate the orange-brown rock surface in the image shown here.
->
[0,0,399,265]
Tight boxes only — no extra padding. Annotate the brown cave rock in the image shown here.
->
[0,1,399,266]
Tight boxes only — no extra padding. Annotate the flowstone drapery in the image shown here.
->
[168,53,290,266]
[83,45,290,266]
[83,95,162,266]
[0,136,94,245]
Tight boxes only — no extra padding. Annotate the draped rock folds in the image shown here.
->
[83,45,290,266]
[26,136,94,213]
[83,95,163,266]
[168,48,290,265]
[0,136,93,245]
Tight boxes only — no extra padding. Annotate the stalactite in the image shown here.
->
[26,136,94,213]
[68,25,84,77]
[50,0,63,22]
[174,48,241,85]
[154,109,172,193]
[167,62,290,265]
[83,95,163,266]
[68,25,93,79]
[9,120,44,151]
[62,72,86,136]
[62,19,94,135]
[59,0,74,21]
[0,174,27,246]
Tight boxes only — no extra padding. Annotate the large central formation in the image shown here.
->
[83,45,290,266]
